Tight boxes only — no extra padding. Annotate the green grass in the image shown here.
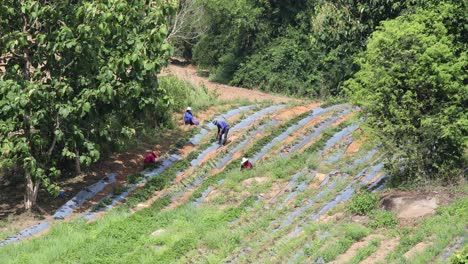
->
[348,238,382,264]
[448,245,468,264]
[0,218,17,241]
[158,76,218,112]
[2,94,466,264]
[127,173,145,185]
[302,223,370,262]
[91,196,113,211]
[347,190,378,215]
[210,164,354,262]
[384,197,468,263]
[368,209,398,229]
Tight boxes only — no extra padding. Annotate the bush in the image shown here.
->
[91,197,113,212]
[343,223,369,240]
[147,176,170,191]
[368,209,398,229]
[347,191,378,215]
[450,245,468,264]
[127,173,145,184]
[231,31,320,96]
[113,185,129,196]
[346,2,467,183]
[158,76,218,112]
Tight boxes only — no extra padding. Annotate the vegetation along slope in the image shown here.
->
[0,0,466,263]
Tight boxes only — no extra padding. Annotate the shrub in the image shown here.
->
[91,197,113,212]
[127,173,145,184]
[368,209,398,229]
[112,185,129,196]
[158,75,217,112]
[343,223,369,241]
[450,245,468,264]
[147,176,170,191]
[347,191,378,215]
[346,2,467,183]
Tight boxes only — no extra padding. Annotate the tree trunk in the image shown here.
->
[75,149,81,176]
[24,171,39,211]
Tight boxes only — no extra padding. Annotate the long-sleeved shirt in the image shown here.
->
[216,121,230,134]
[144,152,156,164]
[184,111,195,125]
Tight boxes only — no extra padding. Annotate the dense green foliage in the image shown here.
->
[158,75,217,112]
[177,0,414,96]
[172,1,466,184]
[347,191,378,215]
[347,2,467,183]
[0,0,175,209]
[368,209,398,229]
[450,245,468,264]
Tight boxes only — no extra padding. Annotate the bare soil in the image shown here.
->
[380,189,456,221]
[344,131,365,157]
[404,241,433,259]
[241,177,269,187]
[261,181,288,203]
[330,234,384,264]
[272,103,320,120]
[161,64,298,104]
[361,236,400,264]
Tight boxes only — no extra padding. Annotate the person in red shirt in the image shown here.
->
[240,157,253,170]
[144,150,161,168]
[144,152,156,164]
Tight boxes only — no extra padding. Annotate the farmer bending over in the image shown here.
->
[184,107,199,126]
[144,150,161,169]
[240,157,253,170]
[213,120,230,145]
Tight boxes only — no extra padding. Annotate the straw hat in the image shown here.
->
[241,157,249,165]
[186,107,192,111]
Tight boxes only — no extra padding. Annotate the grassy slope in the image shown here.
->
[1,90,466,263]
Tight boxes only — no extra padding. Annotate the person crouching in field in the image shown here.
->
[241,157,253,170]
[184,107,199,126]
[144,149,161,169]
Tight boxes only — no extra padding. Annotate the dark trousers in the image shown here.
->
[219,128,229,145]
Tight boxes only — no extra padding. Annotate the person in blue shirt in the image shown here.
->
[213,120,230,145]
[184,107,199,126]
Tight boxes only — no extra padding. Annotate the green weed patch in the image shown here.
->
[348,238,381,264]
[347,191,378,215]
[449,245,468,264]
[91,197,113,212]
[127,173,145,185]
[368,209,397,229]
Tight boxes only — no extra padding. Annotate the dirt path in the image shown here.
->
[161,64,299,104]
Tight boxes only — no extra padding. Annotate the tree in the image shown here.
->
[346,2,467,183]
[0,0,175,211]
[166,0,208,59]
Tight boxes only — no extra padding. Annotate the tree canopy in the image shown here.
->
[170,0,467,183]
[0,0,175,209]
[346,2,467,183]
[174,0,413,97]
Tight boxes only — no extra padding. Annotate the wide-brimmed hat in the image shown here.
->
[212,120,218,125]
[186,107,192,111]
[241,157,249,165]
